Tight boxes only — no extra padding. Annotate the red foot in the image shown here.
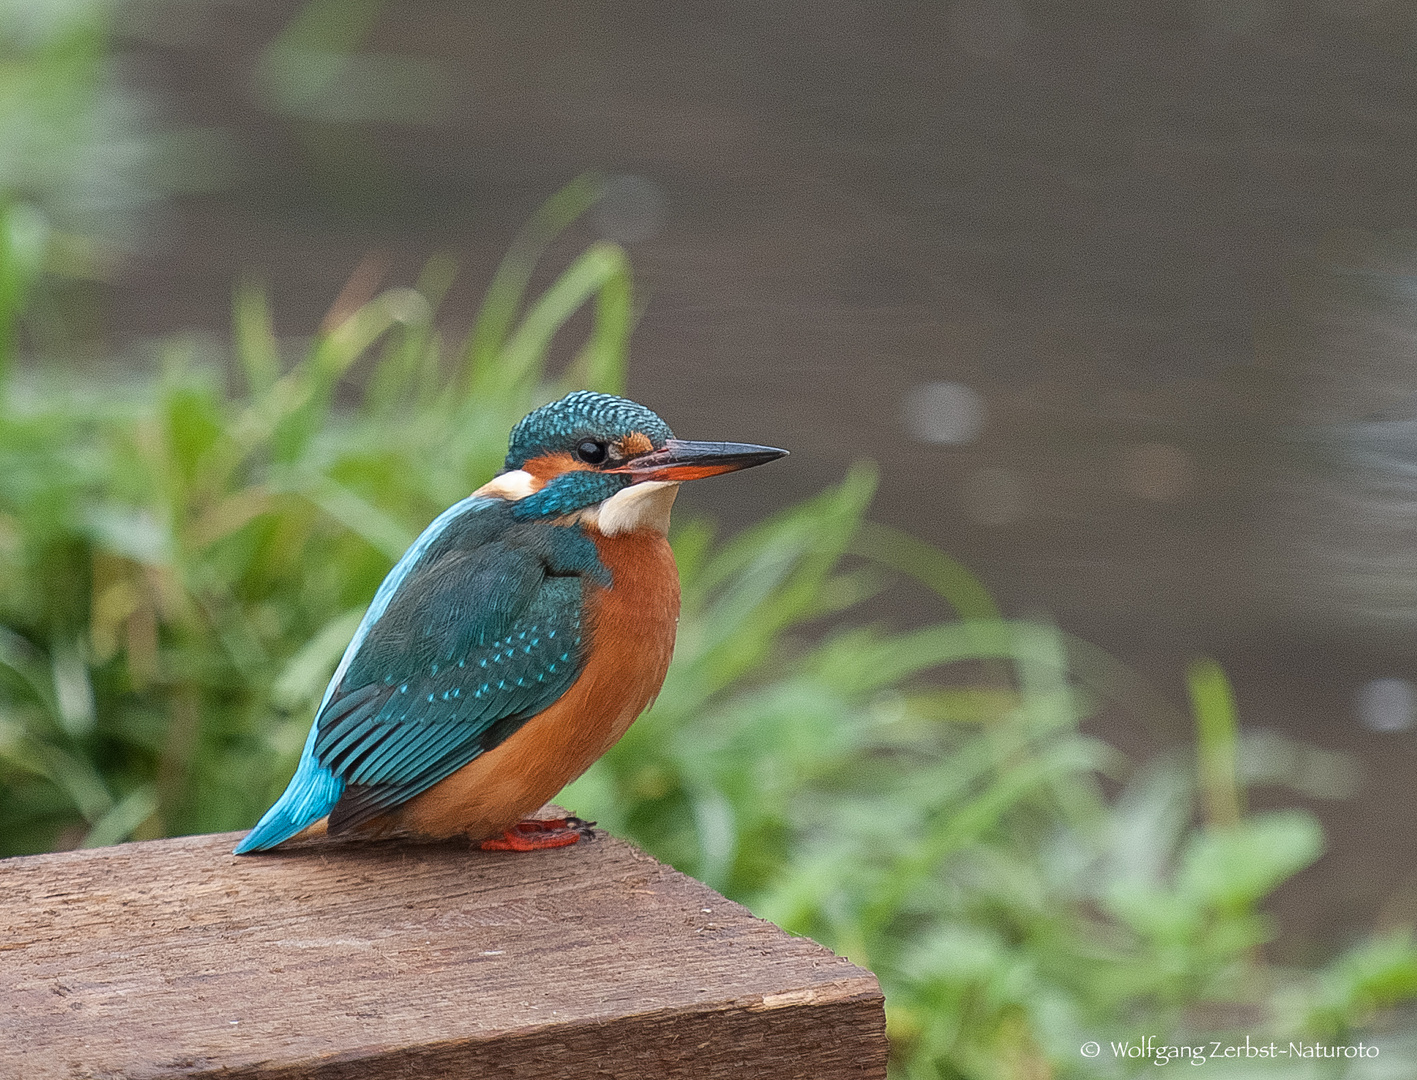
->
[477,817,595,852]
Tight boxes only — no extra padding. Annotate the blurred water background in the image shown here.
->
[11,0,1417,1074]
[85,0,1417,944]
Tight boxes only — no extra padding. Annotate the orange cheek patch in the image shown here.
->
[521,452,587,484]
[620,432,654,456]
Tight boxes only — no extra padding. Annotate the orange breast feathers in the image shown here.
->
[388,528,681,840]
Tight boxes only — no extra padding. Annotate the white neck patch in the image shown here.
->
[587,481,680,536]
[472,469,538,501]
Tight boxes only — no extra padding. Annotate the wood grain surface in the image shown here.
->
[0,822,886,1079]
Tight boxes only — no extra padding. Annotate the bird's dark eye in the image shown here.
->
[575,439,609,465]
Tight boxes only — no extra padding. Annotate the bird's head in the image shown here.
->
[482,391,786,534]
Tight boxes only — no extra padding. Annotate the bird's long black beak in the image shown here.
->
[613,439,788,483]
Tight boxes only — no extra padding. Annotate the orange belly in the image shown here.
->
[380,528,680,840]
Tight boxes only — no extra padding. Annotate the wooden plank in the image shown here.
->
[0,821,886,1079]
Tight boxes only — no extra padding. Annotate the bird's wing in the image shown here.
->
[234,496,604,853]
[313,536,589,831]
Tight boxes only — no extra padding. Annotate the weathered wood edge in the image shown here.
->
[2,826,888,1080]
[215,979,887,1080]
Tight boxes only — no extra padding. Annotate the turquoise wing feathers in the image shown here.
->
[234,495,608,853]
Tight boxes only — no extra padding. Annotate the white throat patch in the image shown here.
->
[588,480,680,536]
[472,469,537,501]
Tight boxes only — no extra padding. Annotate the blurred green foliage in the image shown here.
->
[0,0,152,357]
[0,0,155,240]
[0,178,1414,1078]
[567,516,1417,1078]
[0,175,622,853]
[0,0,230,366]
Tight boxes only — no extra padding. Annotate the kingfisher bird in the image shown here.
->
[235,391,786,854]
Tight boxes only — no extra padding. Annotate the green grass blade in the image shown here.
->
[81,785,159,848]
[0,202,48,389]
[496,242,633,400]
[460,174,602,395]
[1189,657,1243,828]
[853,521,1000,621]
[233,278,281,396]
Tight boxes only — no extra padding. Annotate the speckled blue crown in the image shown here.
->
[504,391,674,469]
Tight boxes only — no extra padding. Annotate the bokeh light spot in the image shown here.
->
[904,381,987,445]
[1357,678,1416,733]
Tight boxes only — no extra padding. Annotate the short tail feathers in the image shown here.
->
[233,725,345,854]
